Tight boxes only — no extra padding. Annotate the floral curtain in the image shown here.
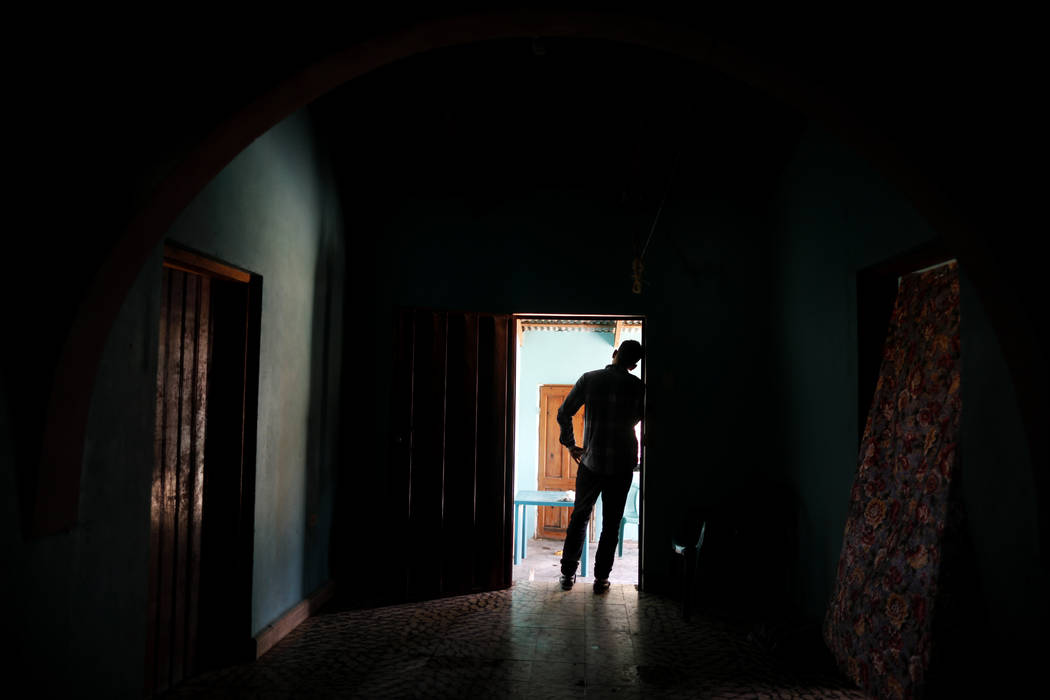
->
[824,262,961,699]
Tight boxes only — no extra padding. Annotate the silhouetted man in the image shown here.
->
[556,339,644,594]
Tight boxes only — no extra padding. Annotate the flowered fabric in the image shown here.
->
[825,262,961,699]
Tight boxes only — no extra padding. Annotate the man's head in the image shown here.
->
[612,339,644,370]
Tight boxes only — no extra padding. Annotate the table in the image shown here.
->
[513,490,589,577]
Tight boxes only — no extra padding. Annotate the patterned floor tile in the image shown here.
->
[468,677,532,699]
[158,584,866,699]
[586,686,643,700]
[585,660,642,687]
[523,680,587,699]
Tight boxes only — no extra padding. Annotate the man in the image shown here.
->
[556,338,645,594]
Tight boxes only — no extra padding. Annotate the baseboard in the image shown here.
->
[253,580,336,658]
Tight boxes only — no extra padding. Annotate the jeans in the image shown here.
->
[559,466,634,580]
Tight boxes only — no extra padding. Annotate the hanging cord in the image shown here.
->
[633,155,680,294]
[640,187,669,262]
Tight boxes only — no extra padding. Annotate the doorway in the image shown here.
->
[511,315,645,586]
[144,244,261,695]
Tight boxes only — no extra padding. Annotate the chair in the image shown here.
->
[618,482,640,557]
[671,515,707,621]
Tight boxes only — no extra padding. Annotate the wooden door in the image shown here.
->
[537,384,590,540]
[146,248,258,695]
[146,266,211,694]
[389,309,516,602]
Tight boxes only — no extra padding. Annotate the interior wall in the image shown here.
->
[164,109,346,635]
[771,123,1040,668]
[8,245,164,698]
[771,123,941,619]
[957,267,1041,673]
[8,108,345,696]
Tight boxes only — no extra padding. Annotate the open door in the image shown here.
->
[388,309,516,602]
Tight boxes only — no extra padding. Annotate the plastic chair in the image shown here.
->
[618,482,640,557]
[671,516,707,621]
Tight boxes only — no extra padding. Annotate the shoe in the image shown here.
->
[559,573,576,591]
[593,578,610,594]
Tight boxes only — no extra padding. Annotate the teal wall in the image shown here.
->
[165,109,346,635]
[958,267,1041,672]
[771,123,1041,673]
[771,124,942,619]
[513,328,642,544]
[8,108,345,696]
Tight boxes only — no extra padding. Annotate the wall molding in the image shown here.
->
[252,581,336,659]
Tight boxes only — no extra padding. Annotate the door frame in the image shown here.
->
[512,313,647,588]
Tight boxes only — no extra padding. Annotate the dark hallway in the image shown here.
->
[6,8,1046,699]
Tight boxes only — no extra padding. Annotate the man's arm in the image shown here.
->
[557,375,586,449]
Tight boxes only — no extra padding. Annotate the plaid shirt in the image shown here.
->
[557,364,644,474]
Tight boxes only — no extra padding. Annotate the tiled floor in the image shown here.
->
[513,538,640,585]
[163,581,864,699]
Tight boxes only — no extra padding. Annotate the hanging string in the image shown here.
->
[633,155,680,294]
[640,187,669,262]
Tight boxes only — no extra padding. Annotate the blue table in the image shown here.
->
[513,490,589,577]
